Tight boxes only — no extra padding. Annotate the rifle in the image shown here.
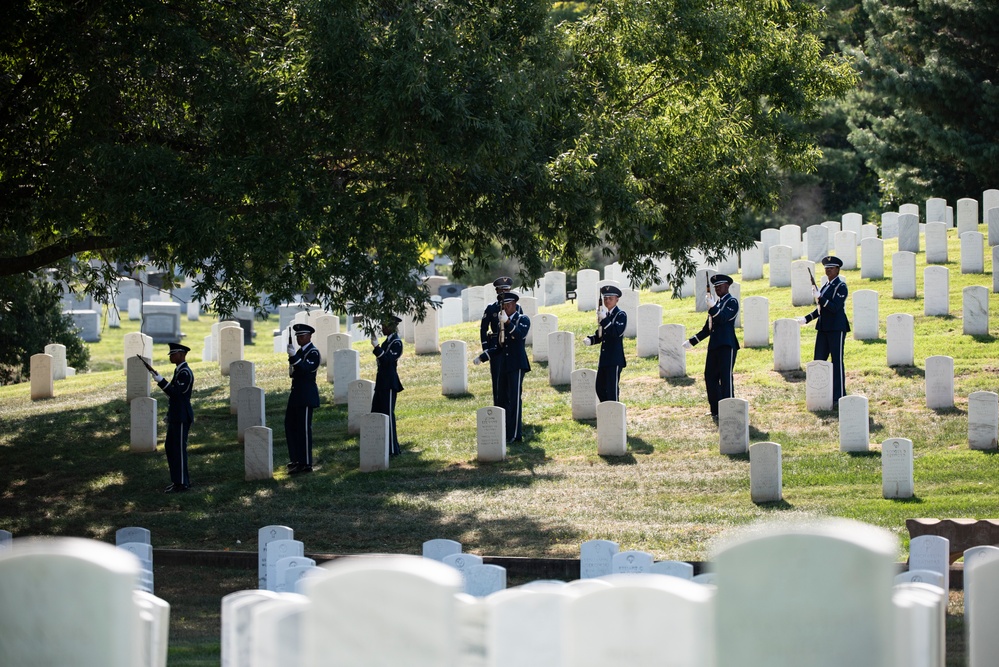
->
[288,326,294,377]
[135,354,156,375]
[807,267,822,313]
[497,301,506,347]
[706,275,714,331]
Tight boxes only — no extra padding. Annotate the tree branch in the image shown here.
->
[0,235,123,276]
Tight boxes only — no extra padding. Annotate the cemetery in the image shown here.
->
[5,202,999,665]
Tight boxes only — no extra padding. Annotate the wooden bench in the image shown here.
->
[906,518,999,564]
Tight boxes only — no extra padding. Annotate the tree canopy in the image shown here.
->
[1,0,853,320]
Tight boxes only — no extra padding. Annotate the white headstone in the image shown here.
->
[860,237,885,279]
[898,213,920,253]
[908,535,950,595]
[658,324,687,378]
[842,212,863,241]
[440,297,463,329]
[571,368,598,420]
[861,224,878,241]
[925,356,954,409]
[544,271,566,306]
[882,438,914,499]
[579,539,619,578]
[900,202,920,218]
[532,314,558,362]
[791,260,817,307]
[957,197,979,237]
[779,224,802,258]
[360,412,390,472]
[741,243,764,281]
[312,315,339,364]
[772,319,800,372]
[116,527,151,546]
[228,360,256,415]
[258,526,294,589]
[807,225,829,263]
[837,395,870,452]
[834,231,858,270]
[760,228,780,262]
[805,360,834,411]
[476,406,506,462]
[923,266,950,317]
[465,563,507,597]
[237,386,266,444]
[221,589,282,666]
[968,391,999,450]
[961,231,985,274]
[636,304,663,357]
[926,198,947,224]
[130,397,157,453]
[852,289,879,340]
[518,295,538,346]
[219,325,244,378]
[984,190,999,223]
[333,348,360,405]
[596,401,627,456]
[719,398,749,455]
[547,331,575,387]
[924,222,949,264]
[245,426,274,481]
[967,553,999,667]
[882,212,900,238]
[769,245,792,287]
[140,302,181,344]
[440,340,468,396]
[126,355,152,403]
[43,343,67,381]
[886,313,915,367]
[988,207,999,247]
[186,300,200,321]
[892,251,917,299]
[423,539,462,561]
[963,285,989,335]
[572,269,599,311]
[345,378,375,436]
[611,550,654,574]
[128,298,142,320]
[123,332,154,374]
[741,296,769,348]
[695,269,718,312]
[325,333,353,383]
[414,311,440,355]
[650,560,695,580]
[749,442,782,503]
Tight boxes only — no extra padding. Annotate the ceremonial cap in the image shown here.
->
[493,276,514,290]
[821,256,844,268]
[599,285,623,298]
[710,274,734,286]
[168,343,191,354]
[384,315,403,324]
[292,323,316,335]
[498,292,520,304]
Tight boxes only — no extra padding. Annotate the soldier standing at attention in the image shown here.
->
[286,323,321,474]
[683,274,740,420]
[370,316,404,456]
[798,255,851,406]
[475,292,531,442]
[148,342,194,493]
[480,276,518,406]
[583,285,627,402]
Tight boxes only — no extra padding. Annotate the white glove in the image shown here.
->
[597,306,608,320]
[582,338,592,346]
[499,312,509,323]
[369,333,379,346]
[682,341,693,351]
[705,294,717,307]
[286,343,295,355]
[472,356,482,366]
[153,373,164,383]
[811,286,821,299]
[797,316,808,326]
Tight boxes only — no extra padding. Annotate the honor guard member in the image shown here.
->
[683,274,740,420]
[474,292,531,442]
[149,343,194,493]
[480,277,520,405]
[798,255,851,405]
[583,285,627,402]
[286,323,321,473]
[370,316,405,456]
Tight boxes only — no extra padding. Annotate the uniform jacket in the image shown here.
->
[373,332,404,393]
[288,341,321,407]
[482,311,531,373]
[690,294,740,350]
[586,306,627,368]
[158,361,194,424]
[480,300,523,350]
[805,276,851,332]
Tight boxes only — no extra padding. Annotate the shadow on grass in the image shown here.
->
[891,365,925,378]
[663,376,696,387]
[748,425,769,440]
[443,392,475,400]
[969,334,997,343]
[777,370,805,383]
[550,384,571,394]
[857,339,885,345]
[755,499,795,510]
[601,453,638,465]
[627,435,654,455]
[723,452,750,463]
[846,450,880,459]
[931,406,965,416]
[887,495,924,503]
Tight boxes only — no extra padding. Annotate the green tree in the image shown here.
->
[849,0,999,205]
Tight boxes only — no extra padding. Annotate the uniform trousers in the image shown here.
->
[498,370,526,442]
[814,330,847,403]
[595,365,623,403]
[704,346,737,417]
[285,405,314,466]
[165,421,191,486]
[371,389,400,455]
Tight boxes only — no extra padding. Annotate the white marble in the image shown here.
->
[636,304,663,357]
[925,222,949,264]
[571,368,598,421]
[742,296,769,348]
[961,231,985,274]
[779,224,802,258]
[881,212,899,238]
[834,231,858,270]
[658,324,687,378]
[772,319,800,372]
[805,360,834,411]
[548,331,575,387]
[807,225,829,263]
[842,212,863,241]
[926,197,947,224]
[576,269,600,311]
[963,285,989,336]
[882,438,914,499]
[719,398,749,455]
[476,406,506,462]
[440,340,468,396]
[760,228,780,262]
[892,251,917,299]
[791,260,817,307]
[957,197,979,237]
[332,348,359,405]
[359,412,390,472]
[325,333,353,383]
[968,391,999,450]
[852,289,879,341]
[749,442,782,503]
[860,237,884,279]
[218,325,244,378]
[898,213,920,253]
[838,395,869,452]
[130,396,157,453]
[596,401,627,456]
[740,242,764,280]
[886,313,915,367]
[769,245,792,287]
[244,426,274,481]
[544,271,567,306]
[925,355,954,410]
[237,386,265,444]
[347,378,374,436]
[228,360,255,415]
[531,314,558,362]
[414,310,440,355]
[579,539,619,579]
[923,266,950,317]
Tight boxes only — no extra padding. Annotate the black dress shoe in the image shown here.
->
[164,483,190,493]
[286,462,300,470]
[289,464,313,474]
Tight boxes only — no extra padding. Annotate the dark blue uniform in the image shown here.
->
[286,341,321,467]
[480,299,522,406]
[586,306,627,402]
[481,311,531,442]
[804,275,850,403]
[371,332,404,455]
[157,361,194,487]
[688,293,740,417]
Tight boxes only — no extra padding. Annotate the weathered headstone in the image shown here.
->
[852,289,879,340]
[741,243,764,280]
[791,260,817,307]
[923,266,950,317]
[359,412,390,472]
[544,270,567,306]
[237,386,266,444]
[477,406,506,462]
[962,231,985,274]
[579,539,619,578]
[909,535,950,595]
[807,225,829,263]
[772,319,800,371]
[43,343,67,381]
[548,331,574,387]
[611,550,654,574]
[414,311,440,355]
[218,325,244,378]
[892,252,917,299]
[882,212,900,238]
[325,333,353,383]
[805,360,834,411]
[244,426,274,481]
[860,237,884,279]
[658,324,687,378]
[636,304,663,357]
[596,401,627,456]
[926,197,947,224]
[29,353,54,400]
[925,222,949,264]
[532,314,558,362]
[838,395,869,452]
[742,296,769,348]
[963,285,989,336]
[439,340,468,396]
[769,245,792,287]
[332,348,359,405]
[882,438,914,499]
[886,313,915,367]
[345,378,375,436]
[130,397,157,453]
[834,231,858,270]
[257,525,294,589]
[422,539,462,561]
[925,356,955,409]
[957,198,979,237]
[571,368,598,420]
[780,224,802,258]
[126,355,152,403]
[719,398,749,455]
[968,391,999,450]
[228,360,256,415]
[898,213,920,253]
[749,442,782,503]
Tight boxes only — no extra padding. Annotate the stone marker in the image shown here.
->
[345,378,375,436]
[861,224,878,241]
[926,197,947,224]
[882,211,900,238]
[963,285,989,336]
[923,267,950,317]
[423,539,462,561]
[882,438,914,499]
[519,295,538,346]
[116,527,151,545]
[477,406,506,462]
[274,557,317,593]
[332,348,359,405]
[769,245,792,287]
[807,225,829,263]
[892,251,917,299]
[957,197,979,237]
[741,243,764,280]
[44,343,67,381]
[925,222,949,264]
[985,190,999,223]
[967,554,999,667]
[465,563,507,597]
[140,302,181,343]
[30,353,54,400]
[749,442,782,503]
[123,333,154,377]
[265,539,305,593]
[900,202,920,218]
[440,297,462,328]
[128,298,142,320]
[713,518,897,667]
[441,552,483,579]
[107,306,121,328]
[834,231,858,270]
[130,396,157,453]
[760,228,779,262]
[414,311,440,355]
[836,396,871,454]
[228,360,256,415]
[961,231,985,274]
[237,386,266,444]
[898,213,920,253]
[742,296,770,348]
[842,212,862,241]
[544,270,567,306]
[909,535,950,595]
[580,539,619,578]
[636,304,663,357]
[577,269,600,311]
[244,426,274,481]
[989,207,999,247]
[886,313,915,367]
[440,340,468,396]
[219,325,244,377]
[258,525,294,589]
[968,391,999,450]
[571,369,598,420]
[658,324,687,378]
[596,401,627,456]
[650,560,695,579]
[221,589,282,666]
[186,301,200,321]
[532,314,558,362]
[611,550,654,573]
[805,360,834,411]
[860,237,884,279]
[791,260,816,307]
[925,356,955,409]
[312,315,339,364]
[126,355,152,403]
[852,289,879,340]
[548,331,574,386]
[719,398,749,455]
[360,412,390,472]
[780,224,802,258]
[772,319,800,371]
[325,333,353,383]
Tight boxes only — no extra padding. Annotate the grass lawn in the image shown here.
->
[2,227,997,666]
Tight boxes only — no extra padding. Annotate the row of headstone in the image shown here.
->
[116,527,154,594]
